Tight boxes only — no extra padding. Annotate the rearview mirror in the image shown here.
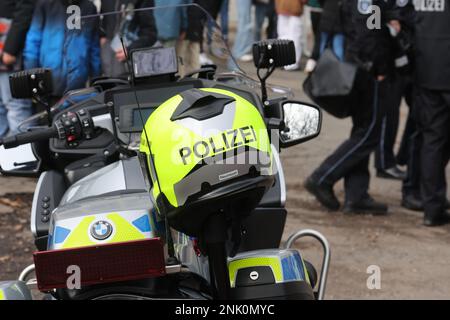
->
[0,143,42,177]
[280,101,322,148]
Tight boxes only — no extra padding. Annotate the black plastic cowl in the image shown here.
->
[170,89,235,121]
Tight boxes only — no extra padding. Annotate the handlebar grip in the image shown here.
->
[0,127,57,149]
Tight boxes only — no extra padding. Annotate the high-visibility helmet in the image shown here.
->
[140,88,274,236]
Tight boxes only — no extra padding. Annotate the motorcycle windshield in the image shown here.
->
[82,3,243,76]
[84,4,292,95]
[17,3,293,131]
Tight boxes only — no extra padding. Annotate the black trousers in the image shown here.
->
[397,79,421,198]
[266,0,277,40]
[401,122,422,198]
[417,87,450,218]
[396,75,415,166]
[188,0,224,42]
[311,71,388,203]
[195,0,223,19]
[374,73,414,170]
[310,11,322,61]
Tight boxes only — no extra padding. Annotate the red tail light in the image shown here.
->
[33,238,166,291]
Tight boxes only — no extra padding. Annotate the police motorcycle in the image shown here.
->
[0,5,330,301]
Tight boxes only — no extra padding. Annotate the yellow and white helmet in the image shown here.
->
[140,88,275,236]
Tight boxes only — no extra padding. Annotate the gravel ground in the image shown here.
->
[0,191,35,281]
[0,66,449,300]
[272,69,450,300]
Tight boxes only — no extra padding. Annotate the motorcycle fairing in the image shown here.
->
[0,281,33,300]
[228,249,311,288]
[48,192,160,250]
[59,157,147,206]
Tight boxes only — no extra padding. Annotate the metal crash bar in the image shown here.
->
[19,264,36,282]
[285,229,330,300]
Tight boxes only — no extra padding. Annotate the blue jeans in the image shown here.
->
[208,0,229,44]
[232,0,253,59]
[320,32,345,61]
[254,3,268,42]
[0,73,33,137]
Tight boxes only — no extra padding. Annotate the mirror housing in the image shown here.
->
[0,143,42,177]
[280,101,322,148]
[253,39,296,69]
[9,68,53,99]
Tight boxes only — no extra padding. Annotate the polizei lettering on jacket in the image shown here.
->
[414,0,445,11]
[179,126,258,165]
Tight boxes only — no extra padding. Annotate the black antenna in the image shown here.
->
[119,37,178,264]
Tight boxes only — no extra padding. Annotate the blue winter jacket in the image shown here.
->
[24,0,101,96]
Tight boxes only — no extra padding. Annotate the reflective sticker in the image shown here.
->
[107,213,145,243]
[281,254,305,281]
[59,212,152,249]
[62,216,96,248]
[132,215,152,233]
[54,226,71,244]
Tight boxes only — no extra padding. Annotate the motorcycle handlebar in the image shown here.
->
[0,127,57,149]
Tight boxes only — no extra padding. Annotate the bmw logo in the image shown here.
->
[90,221,113,240]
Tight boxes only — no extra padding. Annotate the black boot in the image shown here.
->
[401,194,424,211]
[304,177,340,211]
[424,212,450,227]
[376,166,407,181]
[343,196,388,215]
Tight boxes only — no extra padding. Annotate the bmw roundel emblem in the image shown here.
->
[90,221,113,240]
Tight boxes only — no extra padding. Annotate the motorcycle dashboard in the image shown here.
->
[109,80,202,133]
[48,78,263,154]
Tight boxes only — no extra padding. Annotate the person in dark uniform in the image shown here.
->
[305,0,399,214]
[372,1,413,182]
[392,0,438,211]
[373,1,414,182]
[414,0,450,226]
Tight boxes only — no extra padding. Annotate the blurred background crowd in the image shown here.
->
[0,0,348,138]
[0,0,449,226]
